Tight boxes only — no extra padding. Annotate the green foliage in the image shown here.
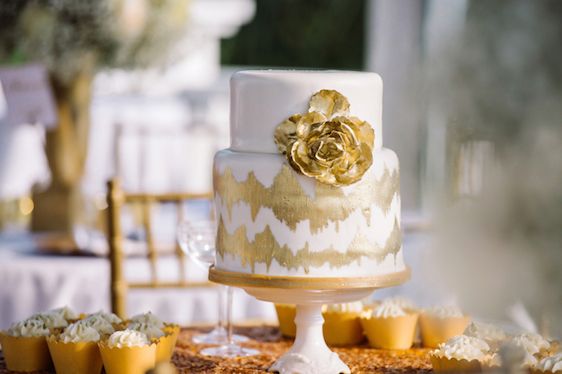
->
[0,0,189,82]
[221,0,366,70]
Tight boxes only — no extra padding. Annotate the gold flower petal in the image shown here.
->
[290,140,315,176]
[274,114,301,154]
[309,90,350,119]
[296,112,326,138]
[351,117,375,149]
[335,116,375,149]
[275,89,374,186]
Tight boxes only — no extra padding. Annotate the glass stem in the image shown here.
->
[226,286,234,345]
[217,285,227,331]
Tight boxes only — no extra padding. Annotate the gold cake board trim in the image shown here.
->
[208,266,410,290]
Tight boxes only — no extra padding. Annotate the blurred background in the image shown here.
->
[0,0,560,337]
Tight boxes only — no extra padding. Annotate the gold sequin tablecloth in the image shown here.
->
[0,326,433,373]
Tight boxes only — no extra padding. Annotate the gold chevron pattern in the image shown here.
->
[217,218,402,273]
[214,164,399,233]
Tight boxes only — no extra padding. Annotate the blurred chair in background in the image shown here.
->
[106,178,214,318]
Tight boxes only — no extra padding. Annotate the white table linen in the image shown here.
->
[0,230,435,330]
[0,234,275,329]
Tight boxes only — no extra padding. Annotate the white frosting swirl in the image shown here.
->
[127,322,164,339]
[464,321,507,343]
[80,315,115,335]
[383,296,416,310]
[107,330,150,348]
[31,311,68,329]
[59,322,100,343]
[7,318,50,337]
[88,311,122,324]
[536,353,562,372]
[49,306,79,321]
[510,333,550,354]
[371,301,406,318]
[499,341,539,368]
[129,312,164,328]
[425,305,464,319]
[323,302,363,313]
[435,335,490,361]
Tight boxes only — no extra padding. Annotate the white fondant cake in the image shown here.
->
[230,70,383,154]
[213,70,405,278]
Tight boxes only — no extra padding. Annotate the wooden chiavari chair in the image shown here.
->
[106,178,214,318]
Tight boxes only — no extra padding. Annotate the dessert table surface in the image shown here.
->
[0,326,434,374]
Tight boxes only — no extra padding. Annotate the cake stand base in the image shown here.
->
[247,287,378,374]
[209,267,410,374]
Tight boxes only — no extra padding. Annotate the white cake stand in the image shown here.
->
[209,266,410,374]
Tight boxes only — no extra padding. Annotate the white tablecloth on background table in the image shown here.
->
[0,234,276,329]
[0,231,437,330]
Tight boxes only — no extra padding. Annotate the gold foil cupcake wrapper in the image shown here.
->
[430,354,483,372]
[360,313,419,350]
[419,314,471,348]
[323,310,364,347]
[156,324,180,363]
[275,304,297,338]
[47,336,103,374]
[98,341,157,374]
[0,332,53,372]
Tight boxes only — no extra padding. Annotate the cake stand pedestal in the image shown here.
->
[209,266,410,374]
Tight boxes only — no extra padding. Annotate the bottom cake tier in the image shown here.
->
[213,147,405,278]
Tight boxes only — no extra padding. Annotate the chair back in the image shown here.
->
[106,178,214,318]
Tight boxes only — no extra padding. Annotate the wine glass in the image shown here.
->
[177,220,259,357]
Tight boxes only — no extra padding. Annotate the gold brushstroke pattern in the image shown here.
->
[217,217,401,273]
[214,164,399,233]
[374,167,401,215]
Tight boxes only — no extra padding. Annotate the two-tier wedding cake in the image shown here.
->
[213,70,405,279]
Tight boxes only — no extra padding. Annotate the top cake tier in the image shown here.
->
[230,70,383,154]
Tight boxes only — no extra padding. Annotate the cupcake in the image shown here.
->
[99,329,157,374]
[48,306,80,322]
[127,318,178,363]
[509,333,552,361]
[79,314,118,336]
[532,353,562,374]
[0,317,53,372]
[463,321,508,350]
[275,304,297,338]
[430,335,493,372]
[419,305,470,348]
[159,324,180,363]
[30,310,69,332]
[129,311,164,328]
[322,302,365,346]
[87,311,123,325]
[127,321,165,340]
[47,321,103,374]
[360,300,418,350]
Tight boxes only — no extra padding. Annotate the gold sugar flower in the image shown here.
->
[274,89,375,186]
